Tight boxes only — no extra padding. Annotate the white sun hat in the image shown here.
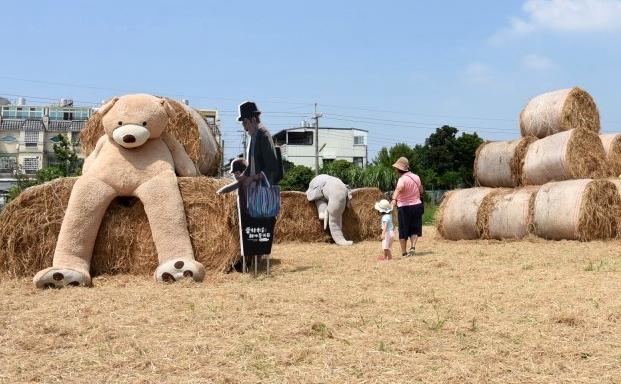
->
[374,199,392,213]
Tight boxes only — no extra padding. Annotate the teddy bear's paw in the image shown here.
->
[33,267,92,289]
[154,259,205,283]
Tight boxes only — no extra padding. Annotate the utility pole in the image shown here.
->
[313,103,322,175]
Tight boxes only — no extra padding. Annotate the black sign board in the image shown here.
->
[240,213,276,256]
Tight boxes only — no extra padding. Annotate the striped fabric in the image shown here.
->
[247,176,281,218]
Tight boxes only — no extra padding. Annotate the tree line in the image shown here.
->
[279,125,483,192]
[4,125,483,203]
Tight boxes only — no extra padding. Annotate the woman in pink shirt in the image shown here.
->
[390,157,424,256]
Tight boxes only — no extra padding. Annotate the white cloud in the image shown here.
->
[521,53,557,70]
[463,62,495,85]
[491,0,621,43]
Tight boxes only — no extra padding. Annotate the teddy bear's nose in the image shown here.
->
[123,135,136,143]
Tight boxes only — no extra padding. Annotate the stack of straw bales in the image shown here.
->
[0,180,384,278]
[599,133,621,177]
[440,87,621,241]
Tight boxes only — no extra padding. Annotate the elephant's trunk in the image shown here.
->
[327,197,353,246]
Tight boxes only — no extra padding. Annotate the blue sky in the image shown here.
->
[1,0,620,161]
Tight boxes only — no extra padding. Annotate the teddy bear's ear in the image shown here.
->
[160,98,176,121]
[97,97,119,117]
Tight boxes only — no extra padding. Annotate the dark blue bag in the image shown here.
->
[247,172,281,218]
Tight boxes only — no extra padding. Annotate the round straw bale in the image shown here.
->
[275,191,329,243]
[474,137,536,187]
[607,177,621,238]
[436,187,495,240]
[532,179,621,241]
[80,97,221,176]
[522,129,609,185]
[0,177,240,277]
[175,101,222,175]
[486,186,540,240]
[475,188,511,239]
[600,134,621,177]
[519,87,600,138]
[343,188,387,242]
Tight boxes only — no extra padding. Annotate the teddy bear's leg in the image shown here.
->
[33,176,117,288]
[133,172,205,283]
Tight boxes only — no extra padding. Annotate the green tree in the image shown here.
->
[6,134,83,203]
[52,134,82,177]
[360,164,398,192]
[279,165,315,191]
[420,125,483,189]
[422,125,459,175]
[438,170,461,190]
[320,159,355,185]
[455,132,483,187]
[6,164,38,202]
[373,142,416,169]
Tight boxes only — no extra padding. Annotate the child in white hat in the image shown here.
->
[374,199,394,261]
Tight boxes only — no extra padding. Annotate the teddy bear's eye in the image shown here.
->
[142,121,147,126]
[118,121,123,126]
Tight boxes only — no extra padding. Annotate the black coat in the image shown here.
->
[244,126,282,185]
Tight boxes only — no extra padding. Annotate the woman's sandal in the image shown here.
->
[407,247,416,256]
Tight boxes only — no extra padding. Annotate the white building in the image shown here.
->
[0,99,92,202]
[273,126,368,168]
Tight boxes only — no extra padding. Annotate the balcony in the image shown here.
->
[20,144,42,153]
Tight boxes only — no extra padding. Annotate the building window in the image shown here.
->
[25,131,39,147]
[29,107,42,118]
[287,131,313,145]
[0,156,16,173]
[354,136,365,145]
[23,157,38,174]
[353,157,364,167]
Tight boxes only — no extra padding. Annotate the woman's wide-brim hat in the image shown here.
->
[374,199,392,213]
[237,101,261,121]
[392,156,410,172]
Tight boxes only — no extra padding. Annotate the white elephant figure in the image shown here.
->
[305,174,353,246]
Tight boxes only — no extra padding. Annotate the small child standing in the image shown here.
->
[374,199,394,261]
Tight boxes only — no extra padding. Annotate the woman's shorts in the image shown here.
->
[382,230,394,250]
[397,203,424,239]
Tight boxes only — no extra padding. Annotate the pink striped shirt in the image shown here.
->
[395,172,422,207]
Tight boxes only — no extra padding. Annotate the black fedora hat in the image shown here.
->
[237,101,261,121]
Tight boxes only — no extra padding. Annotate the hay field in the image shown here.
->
[1,227,620,383]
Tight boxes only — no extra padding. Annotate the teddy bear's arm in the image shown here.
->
[82,135,108,174]
[161,132,199,176]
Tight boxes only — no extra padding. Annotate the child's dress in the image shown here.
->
[382,213,394,250]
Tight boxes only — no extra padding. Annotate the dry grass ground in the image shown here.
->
[1,226,620,383]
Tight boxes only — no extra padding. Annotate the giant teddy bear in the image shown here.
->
[33,94,205,288]
[305,174,353,246]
